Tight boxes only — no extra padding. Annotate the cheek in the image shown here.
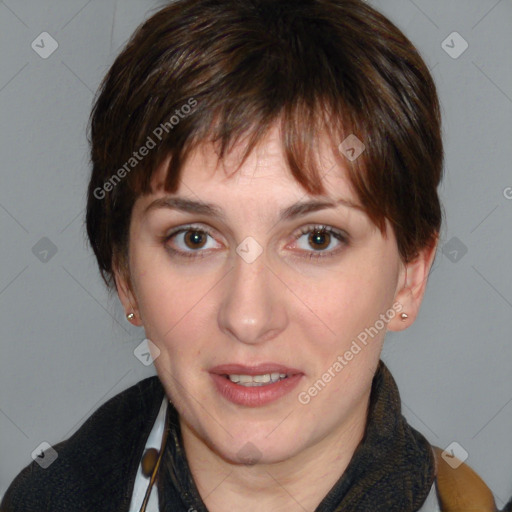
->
[297,255,398,347]
[130,244,174,329]
[138,275,210,342]
[131,250,219,356]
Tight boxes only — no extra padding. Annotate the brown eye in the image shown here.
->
[163,224,221,259]
[308,230,331,250]
[184,230,208,249]
[292,224,349,260]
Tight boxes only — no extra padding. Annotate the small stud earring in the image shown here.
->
[400,313,408,321]
[126,312,135,321]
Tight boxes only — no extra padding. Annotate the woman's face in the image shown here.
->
[118,125,411,465]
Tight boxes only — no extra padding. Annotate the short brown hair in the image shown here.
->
[86,0,443,288]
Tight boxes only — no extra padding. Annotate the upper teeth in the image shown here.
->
[228,373,287,386]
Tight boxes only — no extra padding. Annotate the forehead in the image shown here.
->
[150,124,356,202]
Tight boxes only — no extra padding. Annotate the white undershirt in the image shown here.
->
[128,397,168,512]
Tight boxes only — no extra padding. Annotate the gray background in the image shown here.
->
[1,0,511,505]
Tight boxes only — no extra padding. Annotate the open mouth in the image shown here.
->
[223,373,288,387]
[208,362,304,407]
[209,363,303,406]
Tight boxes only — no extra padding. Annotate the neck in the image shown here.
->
[179,393,371,512]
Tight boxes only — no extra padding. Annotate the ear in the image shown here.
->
[388,236,439,332]
[113,255,143,327]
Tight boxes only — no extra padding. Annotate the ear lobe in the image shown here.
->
[388,237,438,332]
[113,260,143,327]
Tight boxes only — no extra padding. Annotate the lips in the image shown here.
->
[209,363,303,376]
[209,363,304,407]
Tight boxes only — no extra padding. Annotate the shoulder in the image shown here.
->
[1,376,164,512]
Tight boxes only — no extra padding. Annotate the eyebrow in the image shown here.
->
[143,196,364,222]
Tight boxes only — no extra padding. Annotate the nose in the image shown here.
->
[217,248,288,346]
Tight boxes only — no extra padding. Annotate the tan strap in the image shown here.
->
[433,446,497,512]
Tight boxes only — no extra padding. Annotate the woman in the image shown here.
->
[1,0,507,510]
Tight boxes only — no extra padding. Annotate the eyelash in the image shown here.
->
[162,223,348,261]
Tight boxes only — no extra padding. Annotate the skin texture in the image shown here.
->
[115,124,437,511]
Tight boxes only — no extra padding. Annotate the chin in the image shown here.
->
[205,425,308,466]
